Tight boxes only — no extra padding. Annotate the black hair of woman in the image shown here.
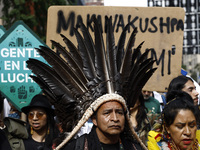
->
[163,90,199,127]
[26,109,59,148]
[22,94,59,149]
[147,90,200,150]
[166,75,193,102]
[135,94,150,132]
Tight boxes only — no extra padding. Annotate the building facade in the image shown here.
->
[148,0,200,80]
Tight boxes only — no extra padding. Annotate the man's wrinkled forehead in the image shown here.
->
[97,100,125,112]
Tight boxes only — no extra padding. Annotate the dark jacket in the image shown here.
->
[3,117,28,150]
[23,136,51,150]
[63,127,143,150]
[0,129,12,150]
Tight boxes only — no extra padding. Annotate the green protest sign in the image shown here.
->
[0,26,6,38]
[0,21,46,111]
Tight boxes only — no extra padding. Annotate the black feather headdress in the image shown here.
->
[26,17,157,150]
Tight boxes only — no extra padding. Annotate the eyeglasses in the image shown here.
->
[28,112,45,120]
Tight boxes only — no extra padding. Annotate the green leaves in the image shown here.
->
[0,0,68,42]
[14,0,26,5]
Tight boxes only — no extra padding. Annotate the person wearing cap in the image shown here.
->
[21,94,59,150]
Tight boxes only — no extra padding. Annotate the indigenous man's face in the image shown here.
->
[166,110,197,150]
[182,80,199,105]
[92,101,125,139]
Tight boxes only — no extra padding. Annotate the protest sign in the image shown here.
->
[0,21,46,110]
[46,6,185,92]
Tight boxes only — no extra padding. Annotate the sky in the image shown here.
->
[104,0,147,7]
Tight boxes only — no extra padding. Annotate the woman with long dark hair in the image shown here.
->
[148,91,200,150]
[130,94,152,146]
[21,94,59,150]
[167,75,199,105]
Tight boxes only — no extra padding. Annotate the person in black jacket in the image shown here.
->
[0,129,12,150]
[63,100,143,150]
[0,94,12,150]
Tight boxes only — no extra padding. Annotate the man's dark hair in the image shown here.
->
[166,75,193,103]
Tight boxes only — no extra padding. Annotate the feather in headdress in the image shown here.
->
[27,17,157,150]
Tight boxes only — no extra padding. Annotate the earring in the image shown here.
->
[166,132,171,140]
[31,126,33,135]
[162,126,171,140]
[47,128,50,135]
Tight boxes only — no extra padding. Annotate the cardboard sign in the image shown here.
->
[0,21,46,110]
[46,6,185,92]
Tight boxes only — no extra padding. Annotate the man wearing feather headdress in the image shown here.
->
[26,16,157,150]
[62,100,143,150]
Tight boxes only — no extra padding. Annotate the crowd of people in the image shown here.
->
[0,17,200,150]
[0,75,199,150]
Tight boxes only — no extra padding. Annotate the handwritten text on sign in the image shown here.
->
[46,6,185,92]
